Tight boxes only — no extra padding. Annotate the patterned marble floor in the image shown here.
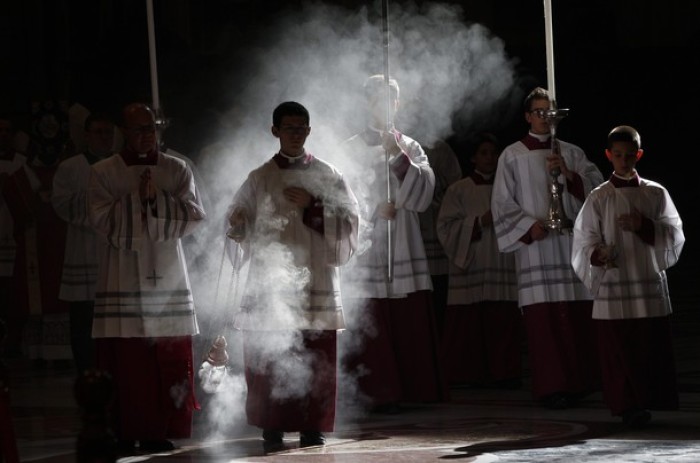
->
[3,299,699,463]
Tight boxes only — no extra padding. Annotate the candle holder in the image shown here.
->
[543,102,574,233]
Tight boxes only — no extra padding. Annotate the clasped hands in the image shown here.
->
[283,186,312,208]
[139,168,157,204]
[617,208,642,232]
[226,187,313,242]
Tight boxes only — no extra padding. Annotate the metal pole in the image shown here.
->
[381,0,393,282]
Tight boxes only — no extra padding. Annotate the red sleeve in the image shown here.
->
[566,172,585,202]
[389,152,411,181]
[636,216,655,246]
[519,230,533,245]
[302,196,324,235]
[470,217,482,242]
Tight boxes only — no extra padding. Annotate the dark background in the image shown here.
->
[2,0,698,299]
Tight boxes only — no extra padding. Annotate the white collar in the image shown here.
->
[278,149,306,162]
[612,170,637,181]
[368,123,395,133]
[528,131,551,142]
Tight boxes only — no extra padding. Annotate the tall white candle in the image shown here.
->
[543,0,556,102]
[146,0,160,112]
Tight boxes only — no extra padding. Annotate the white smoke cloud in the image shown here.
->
[185,0,517,433]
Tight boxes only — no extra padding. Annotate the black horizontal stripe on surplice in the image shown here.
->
[94,289,194,316]
[93,308,195,318]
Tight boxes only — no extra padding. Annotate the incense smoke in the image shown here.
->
[184,0,518,434]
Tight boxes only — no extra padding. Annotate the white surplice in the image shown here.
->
[571,176,684,319]
[437,174,517,305]
[52,153,107,300]
[87,152,206,338]
[227,154,359,331]
[419,140,462,276]
[491,134,603,306]
[341,131,435,298]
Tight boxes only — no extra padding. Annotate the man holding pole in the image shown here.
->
[340,75,446,413]
[491,87,603,409]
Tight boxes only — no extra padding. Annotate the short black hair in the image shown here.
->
[607,125,641,150]
[272,101,309,128]
[471,131,499,154]
[84,112,114,131]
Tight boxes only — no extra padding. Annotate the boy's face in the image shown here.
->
[85,120,115,157]
[606,140,641,176]
[272,115,310,156]
[367,93,398,130]
[525,97,551,135]
[472,140,499,174]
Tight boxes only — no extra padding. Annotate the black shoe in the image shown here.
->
[262,430,285,452]
[139,439,176,452]
[300,430,325,447]
[262,429,284,443]
[622,408,652,428]
[542,392,570,410]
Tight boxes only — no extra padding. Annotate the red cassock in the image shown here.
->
[442,300,523,386]
[96,337,198,440]
[344,291,450,406]
[2,163,69,356]
[243,331,337,432]
[523,301,601,400]
[595,317,678,416]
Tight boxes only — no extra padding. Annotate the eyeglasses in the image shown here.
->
[126,124,156,135]
[529,108,550,119]
[279,125,309,135]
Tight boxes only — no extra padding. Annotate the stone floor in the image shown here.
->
[3,299,699,463]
